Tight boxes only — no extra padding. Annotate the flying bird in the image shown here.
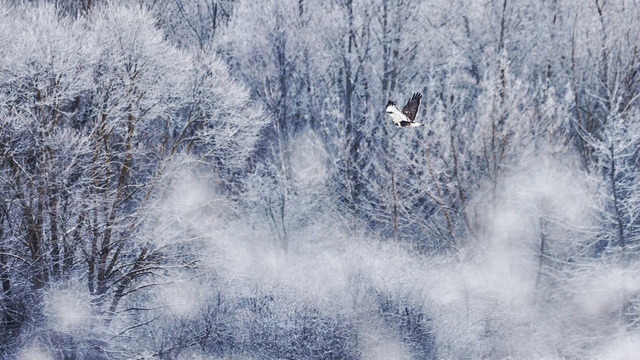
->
[386,92,425,127]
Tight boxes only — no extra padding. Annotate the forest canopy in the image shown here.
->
[1,0,640,358]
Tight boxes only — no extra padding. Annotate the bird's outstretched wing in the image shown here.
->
[402,92,422,121]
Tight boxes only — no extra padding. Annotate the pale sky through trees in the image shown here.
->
[1,0,640,359]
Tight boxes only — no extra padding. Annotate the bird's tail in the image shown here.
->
[409,122,426,127]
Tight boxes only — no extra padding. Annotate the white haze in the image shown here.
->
[43,287,91,331]
[27,129,633,358]
[17,344,52,360]
[120,146,640,359]
[290,130,329,187]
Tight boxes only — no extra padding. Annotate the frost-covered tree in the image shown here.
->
[0,3,265,357]
[569,0,640,251]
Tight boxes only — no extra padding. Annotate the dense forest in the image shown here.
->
[1,0,640,358]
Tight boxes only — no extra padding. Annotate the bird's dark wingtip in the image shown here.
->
[412,92,422,100]
[386,100,396,107]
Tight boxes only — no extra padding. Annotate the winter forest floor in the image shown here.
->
[2,0,640,359]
